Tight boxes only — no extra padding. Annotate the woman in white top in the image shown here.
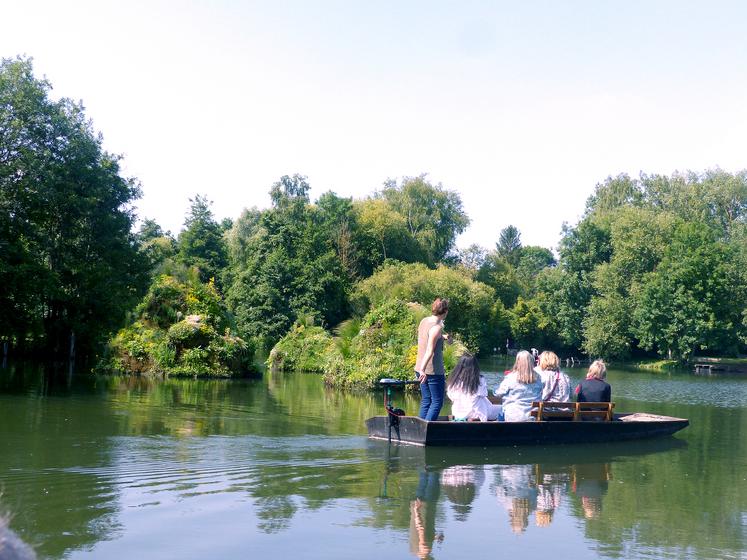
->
[537,351,571,402]
[446,354,502,421]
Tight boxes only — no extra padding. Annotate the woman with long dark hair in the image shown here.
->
[446,354,502,421]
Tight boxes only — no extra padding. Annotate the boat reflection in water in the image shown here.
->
[373,438,687,559]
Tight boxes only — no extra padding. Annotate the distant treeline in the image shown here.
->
[2,56,746,364]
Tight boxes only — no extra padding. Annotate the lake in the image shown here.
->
[0,362,746,559]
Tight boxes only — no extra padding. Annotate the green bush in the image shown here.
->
[167,320,214,350]
[322,300,466,389]
[353,262,508,354]
[186,280,228,330]
[137,275,188,328]
[268,324,336,372]
[104,274,255,377]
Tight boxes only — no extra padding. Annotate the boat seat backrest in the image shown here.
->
[531,401,615,421]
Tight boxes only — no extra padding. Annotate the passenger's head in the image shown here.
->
[512,350,536,384]
[538,351,560,372]
[447,353,481,395]
[431,297,449,318]
[509,498,530,533]
[535,510,554,527]
[442,480,477,522]
[586,360,607,380]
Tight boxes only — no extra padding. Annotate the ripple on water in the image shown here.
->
[55,434,371,505]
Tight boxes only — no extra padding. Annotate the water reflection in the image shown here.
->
[372,439,688,560]
[441,465,483,522]
[571,462,611,520]
[409,470,443,560]
[3,366,747,560]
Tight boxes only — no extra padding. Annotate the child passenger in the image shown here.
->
[446,354,503,421]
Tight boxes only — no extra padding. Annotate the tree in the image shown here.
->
[496,225,522,267]
[0,56,147,356]
[633,224,746,359]
[477,252,522,308]
[226,179,350,348]
[455,244,488,272]
[581,263,634,359]
[585,173,642,215]
[136,218,176,275]
[354,198,420,270]
[353,261,508,354]
[177,195,228,287]
[379,175,469,265]
[517,246,556,277]
[533,267,588,351]
[509,296,559,350]
[270,173,310,207]
[316,191,360,280]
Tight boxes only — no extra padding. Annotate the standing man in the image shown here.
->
[415,298,449,421]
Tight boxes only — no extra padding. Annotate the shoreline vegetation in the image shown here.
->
[268,300,466,389]
[101,273,255,377]
[3,57,747,384]
[633,359,682,371]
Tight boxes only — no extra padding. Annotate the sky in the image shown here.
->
[2,0,747,251]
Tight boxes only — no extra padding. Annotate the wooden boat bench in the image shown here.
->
[531,401,615,421]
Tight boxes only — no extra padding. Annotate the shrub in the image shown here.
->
[167,319,214,350]
[137,275,188,328]
[322,300,466,389]
[104,274,255,377]
[268,324,336,372]
[353,262,507,354]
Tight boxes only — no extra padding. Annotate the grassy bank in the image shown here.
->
[634,359,681,371]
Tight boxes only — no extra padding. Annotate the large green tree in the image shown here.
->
[226,175,350,348]
[379,175,469,266]
[353,261,510,354]
[544,169,747,360]
[0,57,147,357]
[136,218,176,276]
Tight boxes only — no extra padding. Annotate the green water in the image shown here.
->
[0,362,746,559]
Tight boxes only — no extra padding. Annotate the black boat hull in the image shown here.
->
[365,413,689,446]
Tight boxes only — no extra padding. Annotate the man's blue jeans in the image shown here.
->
[419,374,445,421]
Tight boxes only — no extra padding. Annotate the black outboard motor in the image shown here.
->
[379,378,418,442]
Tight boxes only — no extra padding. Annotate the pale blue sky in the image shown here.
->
[3,1,746,250]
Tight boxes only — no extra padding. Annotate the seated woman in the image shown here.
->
[574,360,611,402]
[493,350,543,422]
[537,351,571,402]
[446,354,502,421]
